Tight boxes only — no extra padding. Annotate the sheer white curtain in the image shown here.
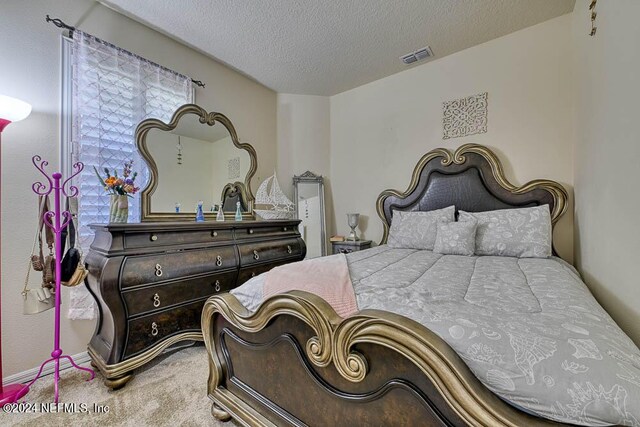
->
[69,31,193,319]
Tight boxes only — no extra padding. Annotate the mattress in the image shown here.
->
[232,246,640,426]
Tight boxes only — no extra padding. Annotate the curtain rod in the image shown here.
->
[46,15,206,88]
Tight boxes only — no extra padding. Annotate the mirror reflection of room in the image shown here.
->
[297,184,322,258]
[146,113,250,213]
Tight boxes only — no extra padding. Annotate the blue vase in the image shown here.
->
[196,202,205,222]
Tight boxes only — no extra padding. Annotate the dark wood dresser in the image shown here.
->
[84,220,305,389]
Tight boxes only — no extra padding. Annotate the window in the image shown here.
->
[61,32,194,319]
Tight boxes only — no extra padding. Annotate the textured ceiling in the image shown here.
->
[101,0,576,95]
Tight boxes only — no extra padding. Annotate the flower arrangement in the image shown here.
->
[93,160,140,196]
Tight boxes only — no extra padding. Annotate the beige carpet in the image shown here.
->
[5,345,240,426]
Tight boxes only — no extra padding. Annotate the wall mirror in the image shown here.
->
[293,171,327,258]
[136,104,257,221]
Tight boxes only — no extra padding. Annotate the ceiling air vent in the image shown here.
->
[400,46,434,65]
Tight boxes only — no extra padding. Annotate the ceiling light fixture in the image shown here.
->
[400,46,434,65]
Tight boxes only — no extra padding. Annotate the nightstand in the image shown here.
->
[331,240,372,254]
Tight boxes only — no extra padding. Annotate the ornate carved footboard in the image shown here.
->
[202,291,558,427]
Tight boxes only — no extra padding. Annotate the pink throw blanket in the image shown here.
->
[263,254,358,318]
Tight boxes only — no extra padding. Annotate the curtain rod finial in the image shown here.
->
[45,14,76,32]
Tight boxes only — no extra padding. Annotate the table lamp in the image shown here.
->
[346,213,360,241]
[0,94,32,404]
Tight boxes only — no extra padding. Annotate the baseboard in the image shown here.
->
[3,351,91,386]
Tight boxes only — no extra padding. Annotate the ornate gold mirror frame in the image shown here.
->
[136,104,257,221]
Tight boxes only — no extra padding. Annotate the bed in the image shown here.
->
[201,144,640,426]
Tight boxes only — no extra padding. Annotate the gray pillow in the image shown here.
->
[387,206,455,250]
[433,220,477,256]
[459,205,552,258]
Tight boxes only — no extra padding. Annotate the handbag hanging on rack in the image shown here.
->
[61,197,88,287]
[23,196,55,315]
[30,195,56,289]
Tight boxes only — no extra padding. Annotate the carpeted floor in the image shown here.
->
[4,345,240,426]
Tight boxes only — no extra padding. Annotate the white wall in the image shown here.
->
[572,0,640,344]
[277,94,332,253]
[277,94,331,197]
[1,0,276,376]
[329,14,575,262]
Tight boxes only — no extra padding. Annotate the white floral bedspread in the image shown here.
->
[232,246,640,426]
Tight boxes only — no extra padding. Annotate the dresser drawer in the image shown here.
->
[124,299,206,358]
[122,270,238,317]
[121,246,237,289]
[125,228,234,249]
[237,259,293,285]
[238,238,303,266]
[235,224,299,240]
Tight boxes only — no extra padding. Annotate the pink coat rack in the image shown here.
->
[17,156,95,403]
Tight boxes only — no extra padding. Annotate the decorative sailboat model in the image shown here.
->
[254,173,295,220]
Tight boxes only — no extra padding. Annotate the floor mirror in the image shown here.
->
[293,171,326,258]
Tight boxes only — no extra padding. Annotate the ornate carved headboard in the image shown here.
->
[221,181,248,212]
[377,144,568,245]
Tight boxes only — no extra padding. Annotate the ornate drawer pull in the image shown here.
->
[340,248,353,254]
[248,229,254,234]
[153,293,161,308]
[216,255,223,267]
[154,264,163,277]
[253,250,260,260]
[211,231,218,237]
[151,322,159,337]
[283,227,288,231]
[213,280,221,292]
[287,245,292,254]
[150,234,158,242]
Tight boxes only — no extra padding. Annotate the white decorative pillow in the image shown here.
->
[459,205,552,258]
[433,220,477,256]
[387,206,455,250]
